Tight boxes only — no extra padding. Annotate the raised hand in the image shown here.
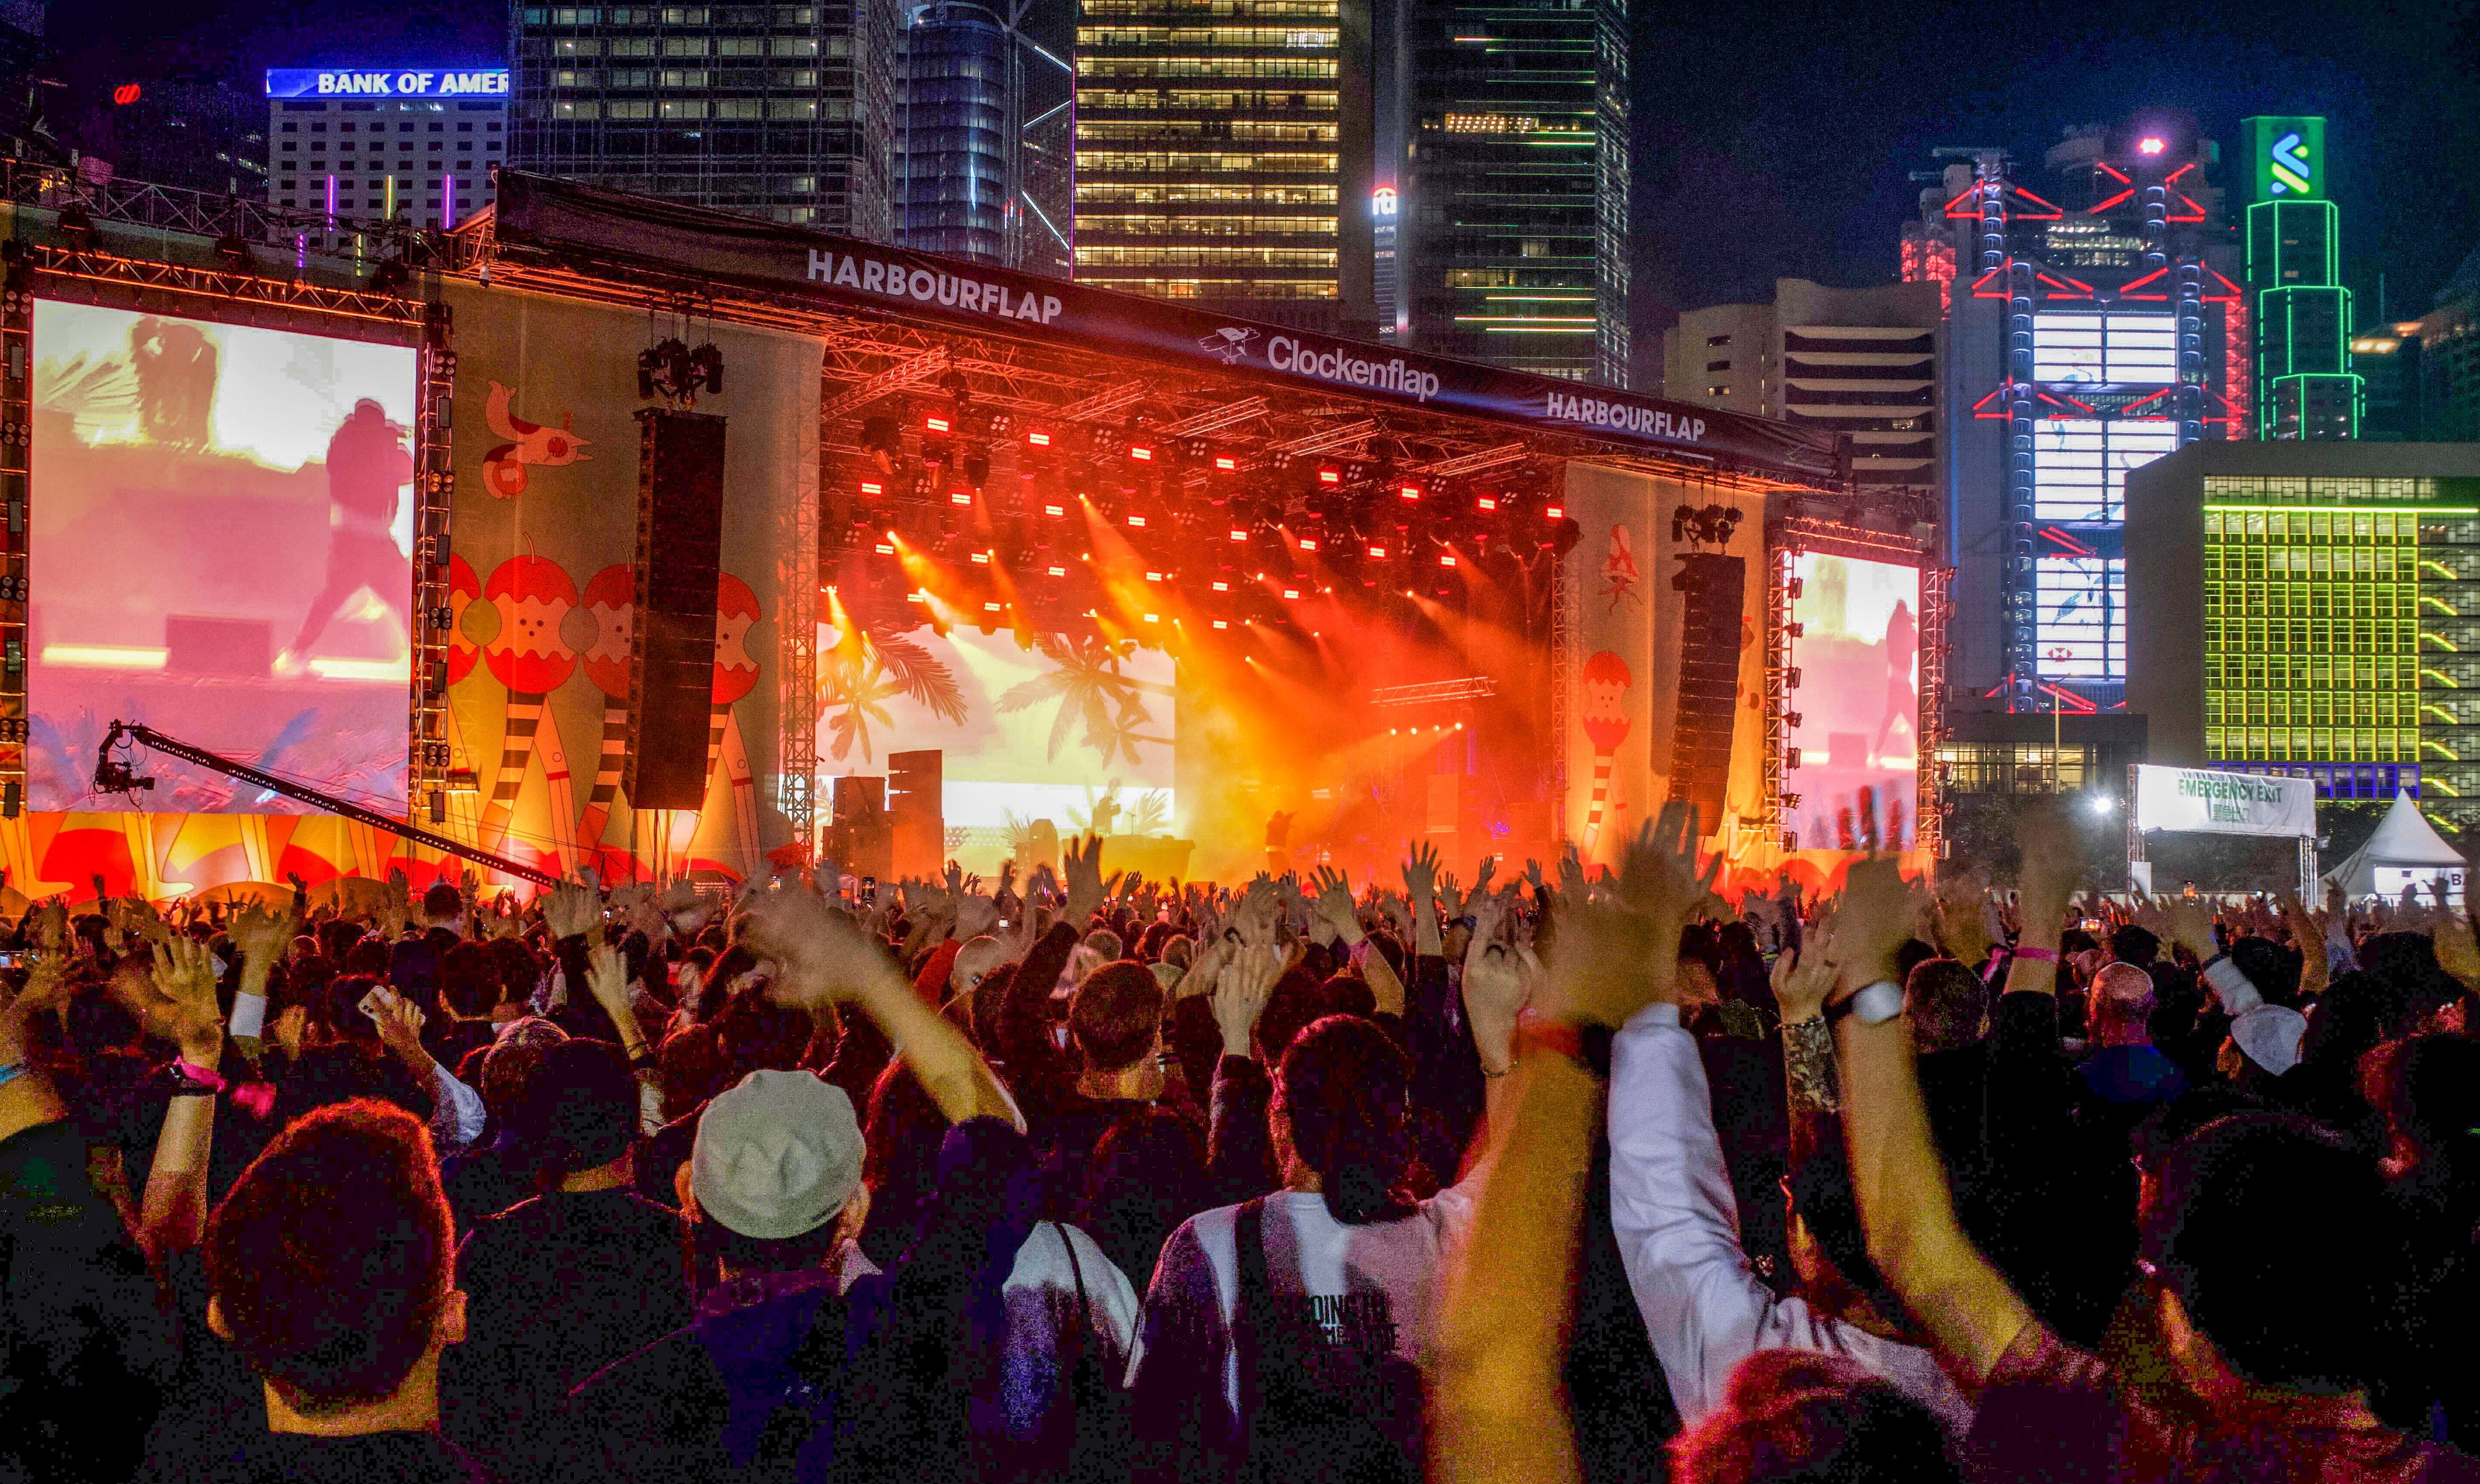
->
[1061,833,1115,923]
[1770,915,1840,1024]
[1211,937,1285,1058]
[544,878,601,940]
[1929,871,1995,969]
[1402,840,1442,911]
[1551,802,1718,1026]
[228,901,299,967]
[1825,855,1921,995]
[1308,865,1364,946]
[584,940,646,1050]
[737,885,895,1011]
[1462,892,1540,1070]
[384,868,414,931]
[1439,871,1466,925]
[116,935,224,1064]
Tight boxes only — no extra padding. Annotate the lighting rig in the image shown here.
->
[821,395,1581,657]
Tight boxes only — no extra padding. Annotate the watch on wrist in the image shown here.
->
[1824,978,1905,1028]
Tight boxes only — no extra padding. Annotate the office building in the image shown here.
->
[1663,279,1941,501]
[1908,115,2245,716]
[2355,322,2424,441]
[897,3,1011,262]
[1069,0,1375,336]
[510,1,900,236]
[0,2,53,163]
[2125,440,2480,826]
[1393,0,1631,384]
[96,79,268,198]
[2242,117,2361,440]
[2418,245,2480,443]
[266,68,506,238]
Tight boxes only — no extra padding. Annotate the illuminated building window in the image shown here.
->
[2034,556,2125,680]
[2032,418,2180,521]
[2032,311,2178,385]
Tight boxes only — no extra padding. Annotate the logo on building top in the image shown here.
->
[1199,327,1258,364]
[2269,132,2312,195]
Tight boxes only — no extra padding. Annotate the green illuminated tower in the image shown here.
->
[2243,116,2361,440]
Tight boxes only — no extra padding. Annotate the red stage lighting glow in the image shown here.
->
[1399,484,1420,501]
[1027,430,1052,446]
[1318,466,1342,484]
[983,602,1001,612]
[874,542,895,555]
[1439,553,1457,567]
[1229,527,1248,541]
[2137,136,2165,155]
[969,552,990,564]
[1477,495,1497,511]
[1545,504,1565,519]
[1127,513,1147,527]
[1368,543,1388,558]
[1212,580,1230,592]
[1129,445,1154,461]
[950,490,972,506]
[1299,536,1319,552]
[1143,612,1159,622]
[1044,503,1066,516]
[1214,455,1238,470]
[926,414,952,434]
[1213,619,1228,628]
[1145,570,1164,582]
[859,479,883,495]
[1283,588,1301,599]
[1047,564,1067,576]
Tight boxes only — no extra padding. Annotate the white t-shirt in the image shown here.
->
[998,1220,1143,1440]
[1126,1183,1479,1423]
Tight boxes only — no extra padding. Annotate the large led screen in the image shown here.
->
[817,621,1175,853]
[29,301,417,812]
[1786,553,1919,850]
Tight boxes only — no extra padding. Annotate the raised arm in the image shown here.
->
[1434,804,1713,1484]
[1827,857,2035,1385]
[740,886,1018,1129]
[119,935,227,1265]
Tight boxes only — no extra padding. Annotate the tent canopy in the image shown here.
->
[2321,790,2467,899]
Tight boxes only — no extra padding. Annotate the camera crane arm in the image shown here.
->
[95,720,562,889]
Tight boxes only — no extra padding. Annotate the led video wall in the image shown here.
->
[1786,552,1920,850]
[28,300,418,812]
[817,620,1176,852]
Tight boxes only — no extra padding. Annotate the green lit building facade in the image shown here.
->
[2128,442,2480,828]
[2243,116,2362,440]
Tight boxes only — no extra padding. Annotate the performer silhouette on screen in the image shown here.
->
[129,317,217,449]
[279,399,414,674]
[1873,598,1918,765]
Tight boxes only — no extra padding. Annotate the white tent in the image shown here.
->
[2321,790,2469,903]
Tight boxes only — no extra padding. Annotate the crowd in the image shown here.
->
[4,802,2479,1483]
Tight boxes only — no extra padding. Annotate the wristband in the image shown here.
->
[2013,945,2058,963]
[171,1058,226,1094]
[1825,978,1905,1027]
[0,1061,25,1090]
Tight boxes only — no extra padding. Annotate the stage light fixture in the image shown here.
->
[1230,527,1248,542]
[1477,495,1497,512]
[1318,465,1342,486]
[1027,430,1052,447]
[1439,553,1457,567]
[1047,564,1067,577]
[1129,444,1154,462]
[1399,483,1421,502]
[970,551,991,564]
[925,414,952,435]
[1214,455,1238,472]
[874,541,895,555]
[1045,503,1067,517]
[858,478,883,496]
[1368,542,1388,559]
[1212,580,1230,592]
[1545,504,1565,519]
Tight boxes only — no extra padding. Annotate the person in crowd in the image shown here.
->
[1668,1349,1966,1484]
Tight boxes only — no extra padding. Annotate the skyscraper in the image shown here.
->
[2243,116,2361,440]
[510,1,900,236]
[897,3,1013,263]
[1394,0,1629,385]
[1069,0,1375,335]
[266,68,507,241]
[1910,117,2246,716]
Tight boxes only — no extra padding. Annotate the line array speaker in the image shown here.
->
[626,409,727,811]
[1666,552,1746,833]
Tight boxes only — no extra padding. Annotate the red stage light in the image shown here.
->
[1044,503,1066,516]
[1027,430,1052,447]
[1399,484,1420,501]
[926,414,951,434]
[1230,528,1248,542]
[1545,504,1565,519]
[1127,513,1147,527]
[2137,136,2166,156]
[1368,544,1387,558]
[1477,495,1497,511]
[1439,553,1457,567]
[1299,536,1319,552]
[1214,455,1238,471]
[970,552,990,564]
[1318,466,1342,484]
[1129,445,1154,461]
[1143,612,1159,622]
[1047,564,1067,576]
[984,602,1001,612]
[859,479,883,495]
[1145,570,1164,582]
[1212,580,1230,592]
[950,490,972,506]
[874,542,895,555]
[1213,619,1228,628]
[114,82,142,105]
[1283,588,1300,599]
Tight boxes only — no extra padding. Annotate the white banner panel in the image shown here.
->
[2134,765,2317,838]
[2373,866,2464,906]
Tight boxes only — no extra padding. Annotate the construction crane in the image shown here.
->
[93,720,562,889]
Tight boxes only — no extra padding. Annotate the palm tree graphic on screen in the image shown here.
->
[998,633,1171,767]
[819,627,966,763]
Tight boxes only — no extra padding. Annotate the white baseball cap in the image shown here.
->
[690,1069,866,1241]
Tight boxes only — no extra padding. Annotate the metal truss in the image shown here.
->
[1157,397,1268,438]
[0,156,424,252]
[820,346,952,420]
[411,307,458,823]
[778,361,825,850]
[1917,564,1953,865]
[1271,418,1380,458]
[0,254,26,814]
[1548,546,1577,837]
[1371,676,1498,706]
[1410,441,1531,480]
[25,242,429,328]
[1761,542,1793,843]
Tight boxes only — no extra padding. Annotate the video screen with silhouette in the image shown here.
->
[1784,553,1920,851]
[28,299,417,813]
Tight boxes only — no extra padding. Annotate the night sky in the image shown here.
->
[59,0,2480,380]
